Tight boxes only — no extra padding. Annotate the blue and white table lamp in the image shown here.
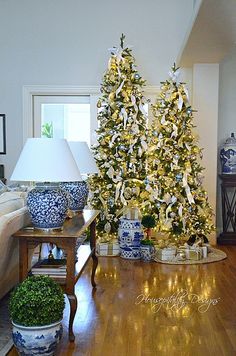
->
[10,138,82,230]
[60,141,99,213]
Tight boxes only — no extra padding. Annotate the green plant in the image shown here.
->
[140,239,154,246]
[41,122,53,138]
[9,275,65,327]
[141,214,156,229]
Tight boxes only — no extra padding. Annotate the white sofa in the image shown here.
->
[0,191,31,299]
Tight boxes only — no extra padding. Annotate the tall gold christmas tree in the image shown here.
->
[148,64,214,241]
[89,35,152,237]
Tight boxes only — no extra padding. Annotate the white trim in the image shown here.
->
[176,0,203,65]
[23,85,160,143]
[23,86,100,143]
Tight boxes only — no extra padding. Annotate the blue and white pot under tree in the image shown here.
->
[220,133,236,174]
[118,218,144,259]
[12,320,63,356]
[60,180,89,212]
[140,245,156,262]
[27,184,69,230]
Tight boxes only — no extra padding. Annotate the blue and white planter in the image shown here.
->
[140,245,155,262]
[60,181,89,212]
[27,185,69,230]
[220,133,236,174]
[118,218,144,259]
[12,320,63,356]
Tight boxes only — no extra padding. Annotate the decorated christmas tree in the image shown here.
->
[89,34,152,237]
[147,64,214,242]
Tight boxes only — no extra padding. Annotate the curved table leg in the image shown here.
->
[91,253,98,288]
[68,294,77,342]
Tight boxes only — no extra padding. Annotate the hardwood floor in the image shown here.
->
[8,246,236,356]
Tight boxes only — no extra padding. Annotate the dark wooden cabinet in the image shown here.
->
[218,174,236,245]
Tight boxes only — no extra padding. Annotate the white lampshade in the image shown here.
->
[68,141,99,174]
[10,138,82,182]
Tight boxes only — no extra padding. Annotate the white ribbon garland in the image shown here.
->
[178,94,183,110]
[139,102,147,117]
[183,85,189,101]
[169,68,180,82]
[183,172,195,204]
[116,80,125,97]
[115,181,122,202]
[121,107,128,129]
[178,204,183,217]
[171,123,178,138]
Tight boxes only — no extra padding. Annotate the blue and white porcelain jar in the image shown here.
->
[118,218,144,259]
[60,181,89,212]
[27,184,69,230]
[220,133,236,174]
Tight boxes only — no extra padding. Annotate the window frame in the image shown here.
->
[23,85,159,144]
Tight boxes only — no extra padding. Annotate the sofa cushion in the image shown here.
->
[0,192,26,218]
[0,180,8,194]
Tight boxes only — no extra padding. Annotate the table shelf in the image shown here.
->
[13,209,100,341]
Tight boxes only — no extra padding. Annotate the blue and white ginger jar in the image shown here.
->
[118,218,144,259]
[220,133,236,174]
[27,185,69,230]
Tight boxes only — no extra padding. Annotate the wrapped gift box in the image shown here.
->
[124,207,141,220]
[97,241,120,256]
[184,244,208,260]
[156,247,177,261]
[188,249,202,260]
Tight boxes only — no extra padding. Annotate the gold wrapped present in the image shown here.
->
[97,241,120,256]
[188,249,202,260]
[156,247,177,261]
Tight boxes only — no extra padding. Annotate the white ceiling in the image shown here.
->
[179,0,236,66]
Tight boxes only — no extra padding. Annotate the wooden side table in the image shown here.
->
[218,174,236,245]
[13,209,100,341]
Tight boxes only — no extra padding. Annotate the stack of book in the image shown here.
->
[31,259,67,282]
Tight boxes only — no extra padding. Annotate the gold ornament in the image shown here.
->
[185,162,191,170]
[124,187,132,200]
[109,92,115,101]
[102,191,110,199]
[193,147,200,154]
[112,110,118,119]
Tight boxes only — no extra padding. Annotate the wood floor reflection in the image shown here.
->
[8,246,236,356]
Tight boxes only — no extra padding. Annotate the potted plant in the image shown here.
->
[9,275,65,356]
[141,214,156,239]
[140,215,156,261]
[140,238,155,262]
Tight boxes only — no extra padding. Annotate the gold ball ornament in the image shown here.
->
[193,147,200,154]
[109,92,115,101]
[185,162,191,170]
[157,167,165,175]
[97,100,102,108]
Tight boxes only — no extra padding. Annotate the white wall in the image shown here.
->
[0,0,195,180]
[217,46,236,232]
[192,64,219,243]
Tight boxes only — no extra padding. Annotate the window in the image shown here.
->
[33,95,97,146]
[23,85,157,145]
